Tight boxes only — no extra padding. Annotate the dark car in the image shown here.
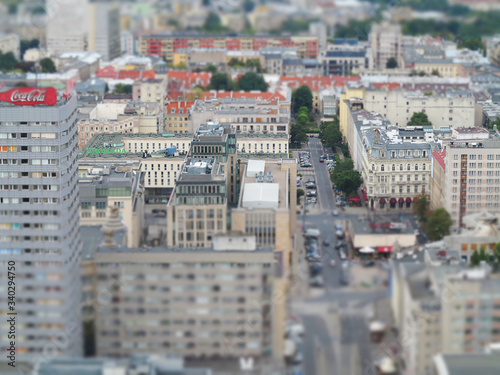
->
[364,260,376,268]
[335,241,345,249]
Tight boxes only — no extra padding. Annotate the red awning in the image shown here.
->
[398,198,405,203]
[378,246,393,253]
[406,197,412,203]
[390,198,397,203]
[349,197,361,202]
[380,198,386,204]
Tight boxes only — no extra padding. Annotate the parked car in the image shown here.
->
[339,250,347,260]
[309,275,324,288]
[322,239,330,247]
[336,230,344,239]
[335,241,345,249]
[308,197,317,203]
[364,260,376,268]
[340,267,349,285]
[332,209,339,216]
[306,190,317,197]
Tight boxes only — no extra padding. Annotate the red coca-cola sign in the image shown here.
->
[0,87,58,106]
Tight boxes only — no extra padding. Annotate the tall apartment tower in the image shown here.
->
[0,89,82,361]
[369,22,403,70]
[46,0,90,54]
[88,0,121,61]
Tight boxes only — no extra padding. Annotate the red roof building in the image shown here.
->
[432,149,446,171]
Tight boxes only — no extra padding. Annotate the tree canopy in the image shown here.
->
[113,84,132,94]
[203,12,226,33]
[471,243,500,269]
[414,193,431,224]
[236,72,268,91]
[426,208,453,241]
[40,57,57,73]
[408,112,432,126]
[320,118,343,150]
[386,57,398,69]
[208,72,234,91]
[291,85,313,114]
[0,52,18,72]
[330,158,362,197]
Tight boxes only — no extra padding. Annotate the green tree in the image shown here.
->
[203,12,225,32]
[331,158,354,182]
[426,208,453,241]
[459,38,486,53]
[281,19,310,33]
[297,188,305,204]
[208,72,234,91]
[386,57,398,69]
[333,169,363,197]
[243,0,256,12]
[113,84,133,94]
[40,57,57,73]
[431,69,440,76]
[471,247,490,267]
[291,85,313,114]
[20,39,39,58]
[0,52,18,72]
[228,57,243,67]
[290,123,308,146]
[408,112,432,126]
[203,64,218,73]
[236,72,268,91]
[414,193,431,224]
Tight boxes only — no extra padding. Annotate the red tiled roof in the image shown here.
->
[201,91,286,101]
[166,101,195,113]
[432,149,446,171]
[96,66,118,79]
[373,82,401,90]
[168,71,212,89]
[118,70,156,80]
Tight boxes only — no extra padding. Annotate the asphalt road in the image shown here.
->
[294,138,384,375]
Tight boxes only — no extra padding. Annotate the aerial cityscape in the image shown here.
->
[2,0,500,374]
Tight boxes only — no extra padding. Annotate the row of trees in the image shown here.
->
[290,106,316,146]
[207,72,268,92]
[0,51,56,73]
[330,158,363,198]
[227,58,263,73]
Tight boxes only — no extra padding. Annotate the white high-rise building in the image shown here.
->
[46,0,120,61]
[46,0,90,54]
[0,89,82,362]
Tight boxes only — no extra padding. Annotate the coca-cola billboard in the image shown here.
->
[0,87,58,106]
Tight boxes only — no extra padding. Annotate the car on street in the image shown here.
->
[309,275,324,288]
[322,239,330,247]
[364,260,376,268]
[308,197,317,203]
[339,251,347,260]
[301,163,312,168]
[306,190,317,197]
[336,230,344,239]
[335,241,345,249]
[414,229,420,235]
[340,267,349,285]
[330,260,336,267]
[332,209,339,216]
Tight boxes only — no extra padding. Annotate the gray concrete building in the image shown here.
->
[0,92,82,360]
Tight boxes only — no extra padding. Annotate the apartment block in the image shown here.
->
[363,89,477,129]
[321,47,369,76]
[165,101,195,134]
[0,92,82,360]
[369,23,403,70]
[392,249,500,375]
[431,128,500,228]
[93,234,276,359]
[191,97,291,135]
[88,0,121,61]
[358,125,432,211]
[236,133,289,156]
[78,165,145,247]
[132,78,167,108]
[139,33,319,62]
[166,158,228,248]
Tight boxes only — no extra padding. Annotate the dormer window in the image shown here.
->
[171,108,176,114]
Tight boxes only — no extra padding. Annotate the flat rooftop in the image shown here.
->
[350,214,417,235]
[178,157,225,182]
[435,353,500,375]
[239,160,288,210]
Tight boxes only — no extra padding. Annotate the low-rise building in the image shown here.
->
[166,157,228,248]
[0,33,20,59]
[191,97,291,135]
[165,101,195,134]
[78,165,145,247]
[133,78,167,107]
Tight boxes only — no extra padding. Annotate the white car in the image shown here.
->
[332,209,339,216]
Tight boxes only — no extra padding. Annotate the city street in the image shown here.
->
[292,137,386,375]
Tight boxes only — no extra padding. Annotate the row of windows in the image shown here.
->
[453,171,500,176]
[452,187,500,193]
[0,171,58,178]
[0,197,59,204]
[0,210,59,217]
[0,185,58,191]
[373,163,427,172]
[452,195,500,201]
[453,154,500,160]
[0,223,60,230]
[453,179,500,185]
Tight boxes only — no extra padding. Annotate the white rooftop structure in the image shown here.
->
[246,159,266,178]
[242,183,279,209]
